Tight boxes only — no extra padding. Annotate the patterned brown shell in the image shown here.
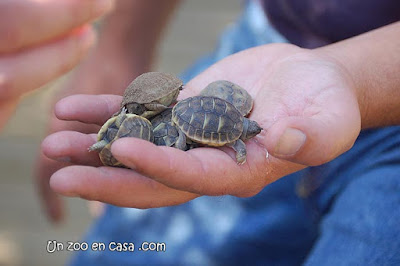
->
[121,72,182,106]
[150,108,173,129]
[199,80,253,116]
[150,109,180,147]
[172,96,244,146]
[97,115,119,143]
[98,114,153,167]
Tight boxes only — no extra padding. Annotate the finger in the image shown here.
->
[50,166,198,209]
[41,131,102,166]
[35,111,101,223]
[48,108,101,135]
[110,138,286,197]
[262,100,361,166]
[34,153,68,224]
[55,94,122,125]
[0,0,114,53]
[0,26,96,101]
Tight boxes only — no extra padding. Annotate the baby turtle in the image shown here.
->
[151,108,179,148]
[121,72,183,119]
[151,108,199,150]
[89,109,154,167]
[199,80,253,116]
[172,96,262,164]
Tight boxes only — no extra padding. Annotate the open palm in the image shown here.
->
[42,44,361,208]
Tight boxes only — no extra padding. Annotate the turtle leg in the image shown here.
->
[228,139,247,165]
[174,128,187,150]
[143,103,169,116]
[115,107,127,127]
[141,103,170,118]
[141,103,169,118]
[141,110,158,118]
[88,140,108,151]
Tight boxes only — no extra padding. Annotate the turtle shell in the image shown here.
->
[121,72,182,107]
[199,80,253,116]
[96,114,153,167]
[172,96,244,146]
[152,121,180,147]
[97,116,119,143]
[150,108,173,129]
[150,108,180,147]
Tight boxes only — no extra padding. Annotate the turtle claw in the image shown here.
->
[237,158,246,165]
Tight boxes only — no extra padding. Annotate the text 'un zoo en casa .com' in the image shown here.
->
[46,240,166,253]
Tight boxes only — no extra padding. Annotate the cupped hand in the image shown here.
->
[42,44,362,209]
[0,0,115,129]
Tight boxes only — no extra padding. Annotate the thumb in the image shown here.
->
[263,114,360,166]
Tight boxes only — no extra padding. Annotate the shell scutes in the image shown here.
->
[97,116,118,142]
[199,80,253,116]
[116,114,154,142]
[172,96,243,146]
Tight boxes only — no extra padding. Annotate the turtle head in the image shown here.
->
[241,118,262,141]
[124,102,146,116]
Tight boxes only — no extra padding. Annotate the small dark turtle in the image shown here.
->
[172,96,262,164]
[199,80,253,116]
[89,109,154,167]
[151,108,200,150]
[150,108,179,147]
[121,72,183,119]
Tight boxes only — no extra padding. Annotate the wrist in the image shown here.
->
[316,22,400,129]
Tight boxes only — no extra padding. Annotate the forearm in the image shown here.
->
[96,0,181,72]
[317,21,400,129]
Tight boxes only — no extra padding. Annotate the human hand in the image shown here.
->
[42,44,362,208]
[34,0,183,223]
[35,36,142,223]
[0,0,114,129]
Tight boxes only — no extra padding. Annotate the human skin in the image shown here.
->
[41,22,400,208]
[35,0,181,222]
[0,0,115,129]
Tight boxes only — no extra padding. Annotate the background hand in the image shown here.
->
[0,0,114,129]
[42,44,362,208]
[35,38,142,223]
[34,0,181,223]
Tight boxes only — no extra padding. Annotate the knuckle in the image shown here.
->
[231,179,264,198]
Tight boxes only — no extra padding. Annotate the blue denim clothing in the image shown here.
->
[71,1,400,265]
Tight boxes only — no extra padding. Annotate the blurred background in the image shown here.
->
[0,0,240,265]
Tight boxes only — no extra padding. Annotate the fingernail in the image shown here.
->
[94,0,114,14]
[274,128,306,156]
